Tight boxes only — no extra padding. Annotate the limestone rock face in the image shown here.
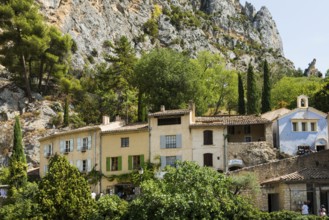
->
[36,0,293,71]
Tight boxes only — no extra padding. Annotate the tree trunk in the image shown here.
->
[20,54,33,102]
[38,59,45,92]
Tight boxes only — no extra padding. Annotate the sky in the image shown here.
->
[242,0,329,74]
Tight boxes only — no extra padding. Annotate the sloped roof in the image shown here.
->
[148,109,190,117]
[278,107,327,120]
[261,168,329,185]
[38,125,100,141]
[191,115,271,127]
[102,123,148,133]
[261,108,291,121]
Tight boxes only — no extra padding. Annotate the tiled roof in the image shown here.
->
[38,125,100,141]
[102,123,148,133]
[191,115,271,127]
[149,109,191,117]
[261,108,291,121]
[261,168,329,184]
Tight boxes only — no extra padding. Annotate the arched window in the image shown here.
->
[203,153,213,167]
[203,130,213,145]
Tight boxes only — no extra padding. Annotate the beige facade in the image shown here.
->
[39,126,101,191]
[100,125,148,193]
[190,126,225,171]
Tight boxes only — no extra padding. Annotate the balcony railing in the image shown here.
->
[81,146,87,152]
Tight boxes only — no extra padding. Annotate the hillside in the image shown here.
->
[37,0,294,72]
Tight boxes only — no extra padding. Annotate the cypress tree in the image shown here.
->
[261,60,271,113]
[64,96,69,127]
[9,116,27,191]
[238,73,245,115]
[246,64,258,114]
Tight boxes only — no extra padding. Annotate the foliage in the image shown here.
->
[261,60,271,113]
[0,1,72,100]
[0,167,10,184]
[63,96,69,127]
[312,79,329,112]
[230,173,261,205]
[134,48,200,114]
[126,161,260,220]
[238,73,246,115]
[9,116,27,192]
[49,112,63,127]
[271,77,323,109]
[38,154,96,219]
[192,51,238,115]
[246,64,259,114]
[89,195,128,220]
[163,5,201,30]
[0,182,41,220]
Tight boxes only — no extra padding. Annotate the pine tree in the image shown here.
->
[9,116,27,191]
[261,60,271,113]
[246,64,258,114]
[238,73,245,115]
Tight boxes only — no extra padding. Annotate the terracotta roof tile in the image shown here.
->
[102,123,148,133]
[191,115,270,127]
[261,168,329,184]
[148,109,190,117]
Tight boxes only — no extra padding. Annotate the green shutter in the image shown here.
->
[140,154,144,167]
[128,155,132,170]
[118,156,122,171]
[106,157,111,171]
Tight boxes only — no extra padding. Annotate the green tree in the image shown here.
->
[271,76,323,109]
[9,116,27,191]
[38,154,96,219]
[312,79,329,112]
[192,51,238,115]
[246,64,258,114]
[0,1,72,101]
[134,48,199,114]
[89,195,128,220]
[63,96,69,127]
[126,161,260,219]
[238,73,245,115]
[0,182,41,219]
[261,60,271,113]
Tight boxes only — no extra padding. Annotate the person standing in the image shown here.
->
[319,205,327,217]
[301,201,309,215]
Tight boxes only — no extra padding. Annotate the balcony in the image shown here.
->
[81,146,87,152]
[46,153,52,158]
[64,149,70,154]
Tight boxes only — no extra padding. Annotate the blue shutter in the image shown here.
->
[176,134,182,148]
[70,139,74,152]
[88,136,92,150]
[160,136,166,149]
[160,156,166,169]
[43,145,48,157]
[176,155,182,162]
[60,141,65,153]
[87,159,92,172]
[77,138,81,151]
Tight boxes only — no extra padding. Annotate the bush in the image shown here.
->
[49,112,63,127]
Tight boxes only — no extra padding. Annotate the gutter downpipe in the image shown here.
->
[99,130,102,193]
[223,127,228,173]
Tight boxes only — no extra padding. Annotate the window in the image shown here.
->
[292,122,298,131]
[77,159,91,172]
[128,155,144,170]
[301,122,307,131]
[78,136,91,152]
[160,156,182,168]
[44,165,48,174]
[203,130,213,145]
[245,136,252,142]
[121,137,129,148]
[203,153,213,167]
[165,135,176,148]
[310,122,316,131]
[166,156,177,167]
[244,125,251,134]
[60,139,73,153]
[111,157,118,171]
[228,126,235,135]
[158,117,181,126]
[43,144,53,158]
[106,157,122,172]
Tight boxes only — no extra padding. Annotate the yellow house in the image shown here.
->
[100,123,149,194]
[148,104,194,169]
[39,116,124,193]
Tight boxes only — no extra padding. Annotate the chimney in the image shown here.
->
[160,105,165,112]
[188,100,195,122]
[102,115,110,125]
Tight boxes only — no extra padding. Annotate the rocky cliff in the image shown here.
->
[36,0,293,71]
